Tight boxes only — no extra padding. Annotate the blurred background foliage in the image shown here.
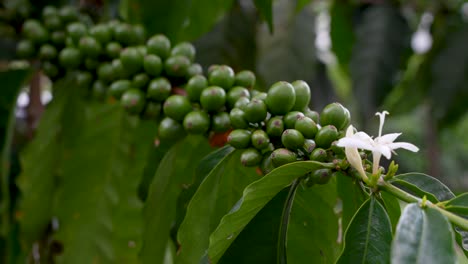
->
[0,0,467,261]
[2,0,465,188]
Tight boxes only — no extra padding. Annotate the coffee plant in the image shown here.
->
[1,2,468,264]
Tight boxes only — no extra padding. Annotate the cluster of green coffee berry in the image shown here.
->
[16,5,202,118]
[157,64,256,141]
[226,80,352,184]
[17,5,353,183]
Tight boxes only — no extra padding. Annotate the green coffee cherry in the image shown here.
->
[208,65,235,90]
[283,111,305,129]
[163,95,192,121]
[310,168,333,185]
[132,24,147,44]
[294,116,318,139]
[265,81,296,115]
[252,92,267,101]
[111,59,126,78]
[234,97,250,111]
[234,70,256,89]
[227,129,251,149]
[147,34,171,59]
[120,47,143,75]
[200,86,226,112]
[143,54,163,76]
[212,112,231,132]
[186,75,207,102]
[113,23,134,45]
[266,116,284,137]
[121,88,146,114]
[207,64,220,75]
[229,108,248,129]
[271,148,297,167]
[291,80,311,111]
[44,16,62,31]
[187,63,203,77]
[76,71,93,88]
[281,129,305,150]
[315,125,339,149]
[251,130,270,150]
[243,99,267,123]
[67,22,87,43]
[16,40,35,58]
[132,73,150,89]
[97,62,115,82]
[39,44,57,60]
[260,153,275,175]
[58,47,82,69]
[183,111,210,134]
[105,42,122,59]
[227,86,250,109]
[159,117,185,141]
[147,77,171,101]
[241,148,262,167]
[142,102,162,119]
[330,140,345,156]
[59,6,79,22]
[304,108,319,124]
[302,139,316,154]
[109,80,132,99]
[79,36,102,58]
[309,147,328,162]
[42,6,58,18]
[89,24,112,44]
[171,42,196,62]
[164,55,191,77]
[320,103,351,130]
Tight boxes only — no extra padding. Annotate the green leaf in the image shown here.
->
[176,148,260,264]
[391,203,457,264]
[445,193,468,215]
[193,1,257,73]
[121,0,233,42]
[137,140,172,201]
[337,196,392,264]
[390,172,455,203]
[0,68,31,263]
[17,79,82,248]
[53,104,154,263]
[256,1,316,89]
[349,4,410,119]
[287,178,340,263]
[0,68,31,207]
[253,0,273,32]
[380,191,401,233]
[336,173,368,232]
[207,160,333,263]
[444,193,468,252]
[330,0,355,71]
[218,185,293,263]
[140,135,212,264]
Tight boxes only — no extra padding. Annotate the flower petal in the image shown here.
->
[387,142,419,152]
[337,137,374,151]
[345,125,355,137]
[374,145,392,159]
[345,146,367,180]
[376,133,401,144]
